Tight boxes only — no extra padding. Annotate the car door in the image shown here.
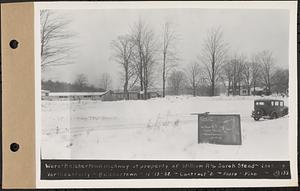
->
[273,101,281,116]
[266,101,274,115]
[277,101,285,116]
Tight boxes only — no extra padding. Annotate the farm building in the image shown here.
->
[240,88,249,96]
[112,91,160,100]
[148,91,160,98]
[112,92,139,100]
[251,87,265,96]
[226,86,256,96]
[41,90,160,101]
[42,90,113,101]
[41,90,50,97]
[226,87,249,96]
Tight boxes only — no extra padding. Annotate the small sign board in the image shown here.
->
[198,114,242,145]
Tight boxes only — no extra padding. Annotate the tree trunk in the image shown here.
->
[139,60,143,100]
[192,77,196,96]
[163,75,166,97]
[143,62,148,100]
[163,74,165,97]
[210,52,216,96]
[211,80,215,96]
[248,85,250,96]
[233,65,236,96]
[211,59,215,96]
[162,52,166,97]
[227,81,230,96]
[124,69,129,100]
[123,83,128,100]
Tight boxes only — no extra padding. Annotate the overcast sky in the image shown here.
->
[42,8,289,89]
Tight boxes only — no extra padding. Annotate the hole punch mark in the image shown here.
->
[10,143,20,152]
[9,40,19,49]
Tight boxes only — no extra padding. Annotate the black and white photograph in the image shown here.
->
[35,1,297,187]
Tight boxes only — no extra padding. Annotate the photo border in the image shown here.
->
[33,1,298,188]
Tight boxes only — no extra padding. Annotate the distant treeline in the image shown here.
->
[42,80,105,92]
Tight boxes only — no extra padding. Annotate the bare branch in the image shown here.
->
[185,62,203,96]
[111,35,135,99]
[161,21,179,97]
[199,27,228,96]
[40,10,75,71]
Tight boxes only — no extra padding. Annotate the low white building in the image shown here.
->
[42,90,113,101]
[41,90,50,97]
[239,88,249,96]
[250,87,264,95]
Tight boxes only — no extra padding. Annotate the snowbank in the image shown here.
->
[41,95,289,160]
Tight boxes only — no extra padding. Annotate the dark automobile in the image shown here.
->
[251,99,288,121]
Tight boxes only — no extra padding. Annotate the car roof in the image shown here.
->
[255,99,283,102]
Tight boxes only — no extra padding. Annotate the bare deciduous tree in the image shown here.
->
[111,35,135,99]
[231,55,245,95]
[162,22,178,97]
[250,55,262,94]
[100,73,112,90]
[168,70,186,95]
[40,10,74,71]
[221,55,246,96]
[74,74,88,90]
[256,50,274,94]
[200,27,227,96]
[271,68,289,95]
[221,61,234,96]
[131,20,145,97]
[185,62,202,96]
[242,61,252,95]
[130,20,158,99]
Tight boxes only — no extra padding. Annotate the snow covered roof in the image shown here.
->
[49,91,110,97]
[250,87,264,91]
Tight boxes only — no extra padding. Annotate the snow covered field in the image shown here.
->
[41,95,289,160]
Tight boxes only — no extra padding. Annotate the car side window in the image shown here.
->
[256,102,264,105]
[280,102,284,106]
[271,101,274,106]
[275,101,279,106]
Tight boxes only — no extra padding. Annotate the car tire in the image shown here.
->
[254,109,263,121]
[254,116,260,121]
[283,108,288,116]
[271,112,278,119]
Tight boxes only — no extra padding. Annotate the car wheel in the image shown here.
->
[256,109,264,116]
[254,109,263,121]
[254,116,260,121]
[271,112,278,119]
